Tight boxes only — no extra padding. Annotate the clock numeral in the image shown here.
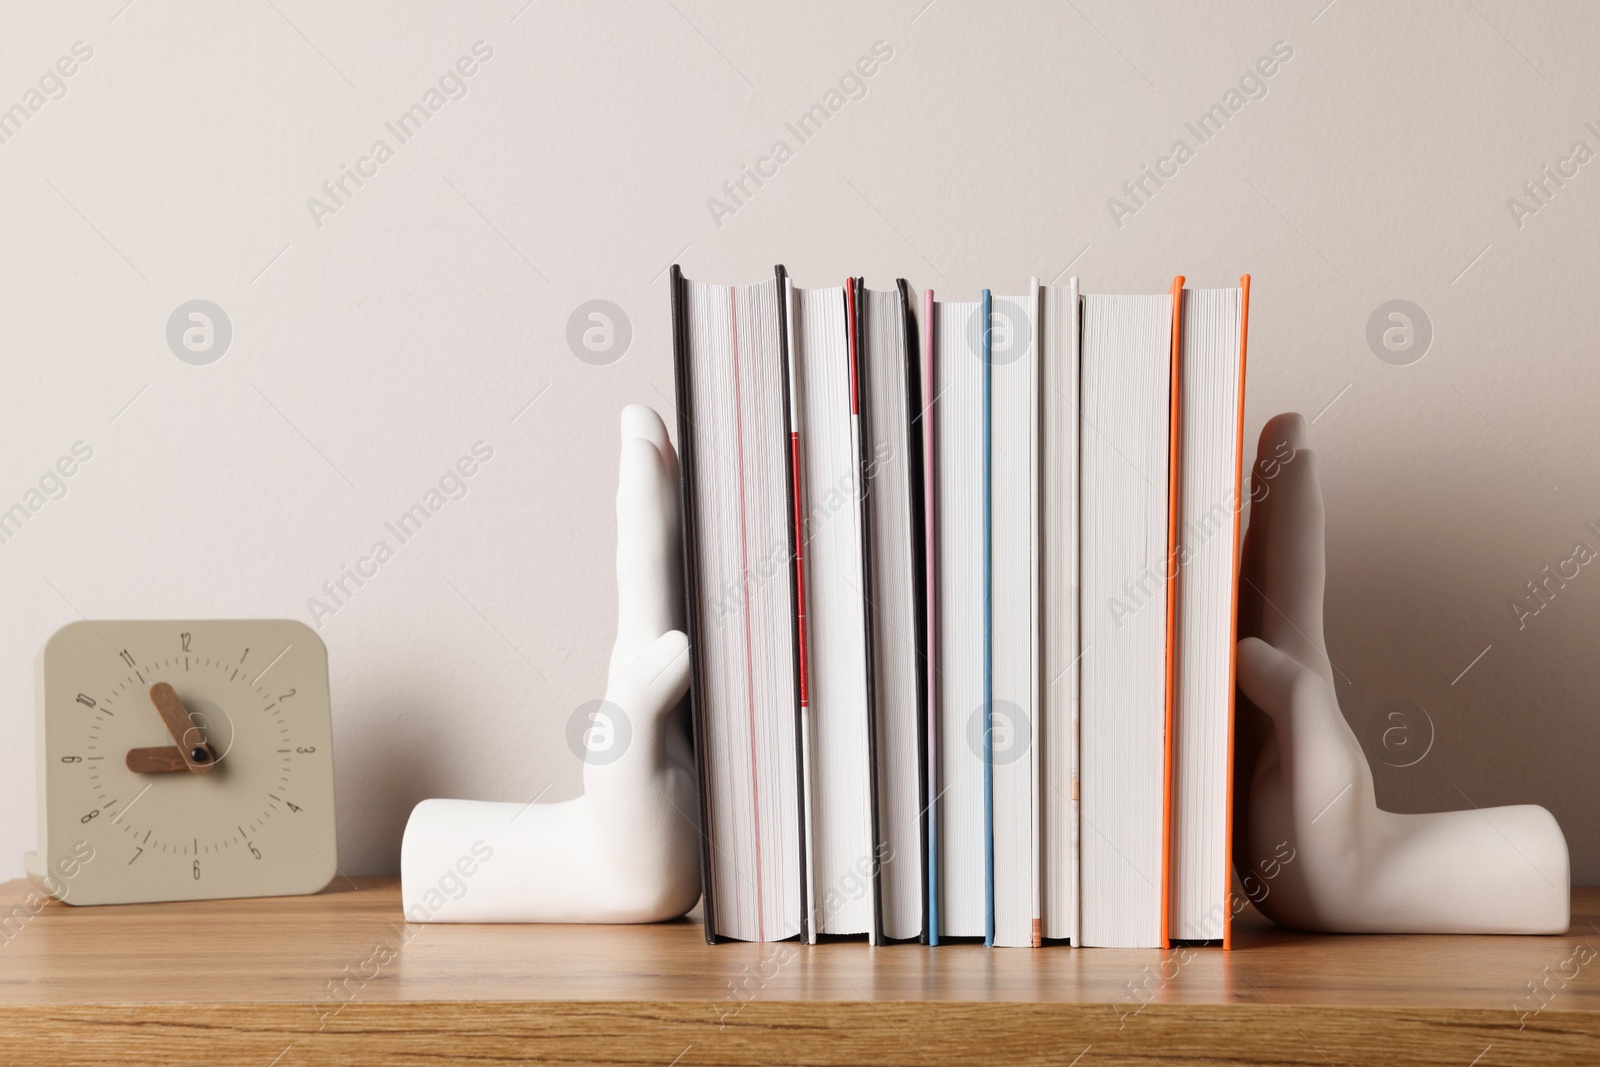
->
[248,842,262,860]
[296,746,316,754]
[280,689,297,702]
[129,847,143,865]
[119,649,135,668]
[180,632,192,652]
[240,647,249,663]
[286,800,303,814]
[81,809,99,824]
[193,860,201,880]
[61,755,82,763]
[75,693,96,709]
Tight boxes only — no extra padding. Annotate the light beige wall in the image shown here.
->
[3,0,1598,883]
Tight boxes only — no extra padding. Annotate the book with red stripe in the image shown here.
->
[670,264,807,943]
[786,276,877,943]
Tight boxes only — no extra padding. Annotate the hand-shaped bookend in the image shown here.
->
[1236,413,1569,933]
[400,405,701,922]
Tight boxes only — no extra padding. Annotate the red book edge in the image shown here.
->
[788,287,810,717]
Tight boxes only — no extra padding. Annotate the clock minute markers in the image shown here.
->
[249,644,289,685]
[121,661,284,848]
[111,782,154,824]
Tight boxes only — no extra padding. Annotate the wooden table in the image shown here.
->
[1,877,1596,1066]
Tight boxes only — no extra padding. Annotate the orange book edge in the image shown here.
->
[1159,277,1184,951]
[1164,276,1253,950]
[1221,274,1251,950]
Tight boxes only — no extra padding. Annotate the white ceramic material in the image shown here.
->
[1235,413,1569,934]
[400,405,700,923]
[403,404,1571,935]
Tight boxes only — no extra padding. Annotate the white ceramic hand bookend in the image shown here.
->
[1235,412,1569,934]
[400,405,702,923]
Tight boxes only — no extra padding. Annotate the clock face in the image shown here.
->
[31,620,337,905]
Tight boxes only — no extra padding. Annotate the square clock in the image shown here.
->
[27,620,338,905]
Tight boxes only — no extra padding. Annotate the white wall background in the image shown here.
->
[4,0,1600,884]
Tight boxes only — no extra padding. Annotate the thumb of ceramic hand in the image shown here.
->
[1235,635,1374,831]
[586,626,698,851]
[1234,634,1381,922]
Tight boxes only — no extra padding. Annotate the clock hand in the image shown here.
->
[125,746,192,773]
[147,682,218,772]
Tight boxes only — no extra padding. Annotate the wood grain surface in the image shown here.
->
[1,877,1596,1065]
[122,745,194,774]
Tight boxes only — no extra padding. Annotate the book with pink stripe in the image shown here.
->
[670,265,807,943]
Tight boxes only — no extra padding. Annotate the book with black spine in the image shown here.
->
[854,277,928,943]
[671,264,808,944]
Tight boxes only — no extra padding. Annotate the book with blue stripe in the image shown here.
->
[672,268,1250,952]
[926,291,987,942]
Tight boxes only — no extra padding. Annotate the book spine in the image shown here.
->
[850,278,887,947]
[1069,278,1083,949]
[1160,276,1185,951]
[776,265,813,946]
[982,288,995,949]
[923,289,940,948]
[1222,275,1251,951]
[899,278,931,946]
[1029,277,1042,949]
[668,264,720,945]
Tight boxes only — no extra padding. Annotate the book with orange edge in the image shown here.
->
[1224,273,1251,951]
[1163,274,1252,951]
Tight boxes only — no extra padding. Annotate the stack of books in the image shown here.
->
[669,266,1250,948]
